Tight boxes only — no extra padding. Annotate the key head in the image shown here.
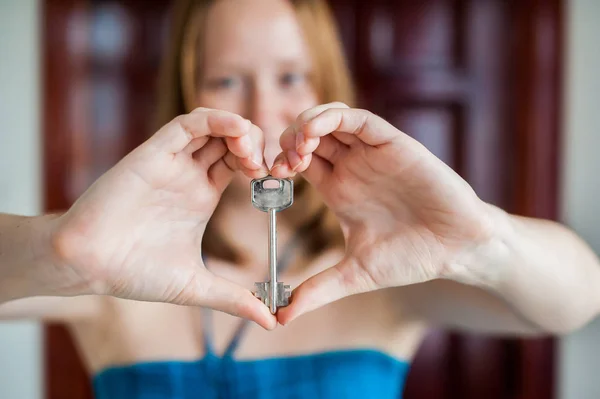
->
[251,176,293,212]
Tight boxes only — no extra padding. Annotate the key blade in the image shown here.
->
[278,284,291,306]
[254,282,269,305]
[253,282,291,311]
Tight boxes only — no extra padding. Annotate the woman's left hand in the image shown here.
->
[271,103,495,325]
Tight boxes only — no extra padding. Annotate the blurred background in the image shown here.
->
[0,0,599,398]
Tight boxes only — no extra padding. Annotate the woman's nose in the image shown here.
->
[249,87,279,133]
[248,88,287,168]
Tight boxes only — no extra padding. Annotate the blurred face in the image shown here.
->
[197,0,319,168]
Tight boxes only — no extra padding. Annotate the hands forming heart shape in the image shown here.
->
[47,104,494,330]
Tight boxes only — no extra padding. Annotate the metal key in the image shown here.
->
[250,176,293,314]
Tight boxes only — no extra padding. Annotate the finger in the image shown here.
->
[207,157,235,193]
[313,135,349,164]
[183,272,277,330]
[182,136,210,156]
[295,101,351,126]
[221,151,268,180]
[205,138,267,193]
[279,126,296,152]
[303,108,402,146]
[294,102,350,153]
[280,124,321,156]
[271,152,311,176]
[193,137,227,169]
[270,153,297,178]
[283,102,350,155]
[279,125,318,156]
[278,126,343,173]
[300,154,331,188]
[277,258,361,326]
[228,123,265,171]
[332,131,358,146]
[275,128,311,173]
[297,137,321,156]
[287,150,310,173]
[249,123,266,160]
[149,109,252,154]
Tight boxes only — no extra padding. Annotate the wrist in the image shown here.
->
[0,214,65,301]
[440,203,515,290]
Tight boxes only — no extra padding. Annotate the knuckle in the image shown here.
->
[190,106,211,114]
[296,108,315,124]
[329,101,350,109]
[170,114,185,128]
[171,116,195,142]
[321,108,340,117]
[358,108,373,117]
[358,108,375,120]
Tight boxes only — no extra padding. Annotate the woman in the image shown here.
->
[1,0,599,398]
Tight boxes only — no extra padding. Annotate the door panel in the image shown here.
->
[43,0,561,398]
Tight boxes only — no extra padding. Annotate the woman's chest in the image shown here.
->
[73,290,425,374]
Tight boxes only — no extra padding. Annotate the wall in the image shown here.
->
[559,0,600,398]
[0,0,43,399]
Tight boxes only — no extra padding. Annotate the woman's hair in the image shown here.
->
[157,0,355,264]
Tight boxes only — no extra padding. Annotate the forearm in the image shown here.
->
[448,204,600,334]
[0,213,63,303]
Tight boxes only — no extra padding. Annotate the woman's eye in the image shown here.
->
[280,72,305,87]
[204,77,238,90]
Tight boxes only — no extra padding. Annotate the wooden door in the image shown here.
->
[43,0,562,398]
[43,1,172,398]
[328,1,561,398]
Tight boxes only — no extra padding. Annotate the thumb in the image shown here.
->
[277,257,362,326]
[179,272,277,330]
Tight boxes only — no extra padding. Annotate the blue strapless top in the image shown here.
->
[93,349,410,399]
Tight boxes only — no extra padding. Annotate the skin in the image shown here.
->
[1,0,599,376]
[1,109,275,328]
[272,103,600,333]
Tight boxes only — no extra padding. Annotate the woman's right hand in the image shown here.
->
[39,108,276,329]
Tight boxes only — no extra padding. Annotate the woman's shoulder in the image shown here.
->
[0,294,107,323]
[73,297,205,373]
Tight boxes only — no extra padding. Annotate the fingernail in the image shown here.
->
[236,118,252,134]
[225,117,250,136]
[272,157,284,170]
[287,150,302,171]
[252,151,262,167]
[296,131,304,150]
[240,135,253,153]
